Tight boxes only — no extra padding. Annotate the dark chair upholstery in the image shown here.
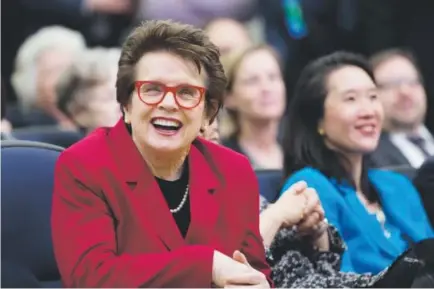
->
[255,169,283,203]
[380,165,417,180]
[12,125,83,148]
[1,140,63,288]
[5,104,58,128]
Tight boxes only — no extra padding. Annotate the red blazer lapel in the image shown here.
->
[185,140,220,246]
[107,120,185,250]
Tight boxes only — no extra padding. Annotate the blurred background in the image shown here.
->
[1,0,433,144]
[2,2,434,287]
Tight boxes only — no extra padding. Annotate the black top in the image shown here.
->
[155,161,191,238]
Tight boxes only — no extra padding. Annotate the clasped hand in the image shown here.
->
[212,250,269,288]
[272,181,326,236]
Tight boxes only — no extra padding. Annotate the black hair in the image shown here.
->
[370,47,424,85]
[283,51,380,202]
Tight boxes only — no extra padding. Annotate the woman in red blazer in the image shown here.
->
[51,20,271,288]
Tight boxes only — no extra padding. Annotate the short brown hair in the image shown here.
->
[116,20,227,123]
[370,48,424,83]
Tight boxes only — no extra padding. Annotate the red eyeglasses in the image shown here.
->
[135,81,206,109]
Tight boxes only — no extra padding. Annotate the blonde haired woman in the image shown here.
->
[220,45,286,169]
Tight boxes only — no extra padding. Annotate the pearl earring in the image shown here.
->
[318,128,325,136]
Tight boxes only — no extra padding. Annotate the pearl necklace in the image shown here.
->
[170,185,189,213]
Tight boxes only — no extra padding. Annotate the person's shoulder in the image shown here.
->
[369,169,417,197]
[58,127,110,165]
[419,156,434,170]
[414,156,434,184]
[196,137,252,170]
[369,168,412,183]
[281,167,337,197]
[287,167,330,183]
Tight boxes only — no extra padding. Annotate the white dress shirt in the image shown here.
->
[389,125,434,168]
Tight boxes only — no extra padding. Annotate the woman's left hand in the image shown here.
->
[296,188,325,234]
[294,188,330,250]
[225,250,271,288]
[312,226,330,251]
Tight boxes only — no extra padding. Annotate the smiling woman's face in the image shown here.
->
[320,65,384,154]
[227,49,286,122]
[124,51,208,154]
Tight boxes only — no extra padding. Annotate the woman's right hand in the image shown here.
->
[212,250,266,288]
[271,181,309,228]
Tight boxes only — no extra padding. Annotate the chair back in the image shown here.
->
[12,125,83,148]
[1,140,63,287]
[255,169,283,202]
[380,164,416,180]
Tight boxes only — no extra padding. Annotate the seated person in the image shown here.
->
[260,182,432,287]
[56,47,121,135]
[413,156,434,227]
[51,20,271,288]
[368,49,434,169]
[277,52,433,274]
[11,26,86,128]
[220,45,286,170]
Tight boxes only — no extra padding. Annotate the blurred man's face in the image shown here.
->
[374,55,427,132]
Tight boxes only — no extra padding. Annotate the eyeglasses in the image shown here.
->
[377,78,421,90]
[135,81,206,109]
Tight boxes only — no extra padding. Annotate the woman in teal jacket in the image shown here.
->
[279,51,433,274]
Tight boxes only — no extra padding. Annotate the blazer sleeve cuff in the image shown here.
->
[188,245,215,287]
[307,226,346,270]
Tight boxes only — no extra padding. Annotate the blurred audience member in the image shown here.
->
[368,49,434,169]
[199,119,220,144]
[280,51,433,274]
[56,47,121,134]
[221,45,286,169]
[413,156,434,227]
[204,18,252,57]
[11,26,86,128]
[136,0,258,28]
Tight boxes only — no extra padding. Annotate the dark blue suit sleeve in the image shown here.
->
[413,157,434,227]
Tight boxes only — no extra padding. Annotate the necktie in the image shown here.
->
[407,135,430,157]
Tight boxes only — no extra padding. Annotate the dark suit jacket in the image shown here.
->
[51,120,271,288]
[367,133,412,169]
[414,156,434,227]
